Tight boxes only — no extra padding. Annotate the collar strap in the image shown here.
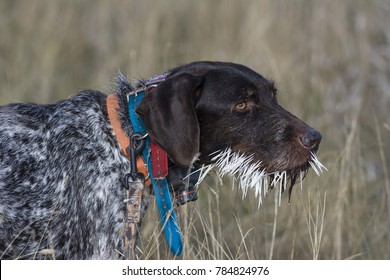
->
[136,73,169,179]
[107,94,151,186]
[151,141,169,178]
[107,94,130,156]
[127,89,183,256]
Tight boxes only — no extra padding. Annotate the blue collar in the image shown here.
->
[127,89,183,256]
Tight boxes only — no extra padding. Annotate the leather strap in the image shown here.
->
[107,94,151,186]
[128,91,183,256]
[151,141,169,179]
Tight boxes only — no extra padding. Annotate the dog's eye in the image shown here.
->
[235,102,247,111]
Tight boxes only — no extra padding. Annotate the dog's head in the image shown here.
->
[137,61,324,198]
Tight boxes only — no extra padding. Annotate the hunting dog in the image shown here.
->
[0,61,323,259]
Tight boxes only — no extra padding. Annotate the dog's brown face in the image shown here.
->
[137,61,324,196]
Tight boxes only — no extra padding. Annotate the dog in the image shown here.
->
[0,61,323,259]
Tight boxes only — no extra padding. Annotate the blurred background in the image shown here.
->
[1,0,389,260]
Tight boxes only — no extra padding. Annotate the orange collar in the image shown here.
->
[106,94,151,186]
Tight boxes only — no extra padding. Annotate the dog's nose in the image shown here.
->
[299,129,322,149]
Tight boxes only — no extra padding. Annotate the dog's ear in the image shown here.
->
[137,73,203,167]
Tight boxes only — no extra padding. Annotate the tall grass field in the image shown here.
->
[1,0,389,259]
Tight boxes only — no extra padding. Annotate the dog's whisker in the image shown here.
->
[257,178,264,209]
[284,171,288,191]
[211,148,280,207]
[310,152,328,173]
[278,172,283,206]
[211,148,327,208]
[309,160,320,176]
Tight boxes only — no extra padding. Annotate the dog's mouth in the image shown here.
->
[205,149,327,208]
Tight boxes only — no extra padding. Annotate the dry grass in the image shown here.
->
[1,0,389,259]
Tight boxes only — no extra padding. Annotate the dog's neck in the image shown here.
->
[110,72,169,138]
[108,73,186,257]
[106,94,151,185]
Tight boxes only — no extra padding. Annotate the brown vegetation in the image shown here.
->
[1,0,389,259]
